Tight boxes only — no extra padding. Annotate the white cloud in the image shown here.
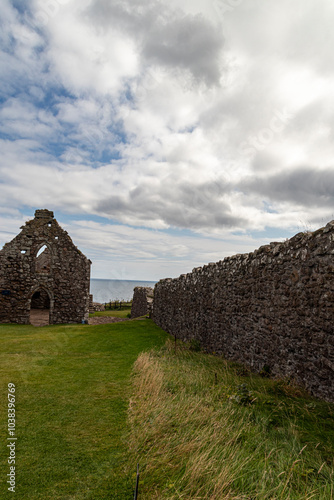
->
[1,0,334,278]
[62,218,274,280]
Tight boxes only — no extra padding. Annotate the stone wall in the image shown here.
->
[89,294,94,314]
[89,295,105,313]
[0,209,91,325]
[153,222,334,402]
[131,287,154,318]
[93,303,105,312]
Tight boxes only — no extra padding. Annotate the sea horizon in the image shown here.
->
[90,278,156,303]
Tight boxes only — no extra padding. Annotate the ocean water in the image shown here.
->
[90,279,156,303]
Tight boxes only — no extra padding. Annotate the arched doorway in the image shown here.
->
[30,289,51,326]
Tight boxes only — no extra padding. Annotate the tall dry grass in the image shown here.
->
[127,340,334,499]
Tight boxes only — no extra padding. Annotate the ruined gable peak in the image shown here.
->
[34,209,54,219]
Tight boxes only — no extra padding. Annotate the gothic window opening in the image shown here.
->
[36,245,51,274]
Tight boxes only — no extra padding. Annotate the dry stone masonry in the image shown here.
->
[89,295,105,313]
[153,222,334,402]
[0,209,91,325]
[131,287,154,318]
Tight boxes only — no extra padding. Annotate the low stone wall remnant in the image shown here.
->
[89,295,105,313]
[131,287,154,318]
[92,302,105,312]
[153,222,334,402]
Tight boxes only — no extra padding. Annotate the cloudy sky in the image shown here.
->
[1,0,334,280]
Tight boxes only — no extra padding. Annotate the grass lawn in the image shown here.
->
[90,309,131,319]
[0,320,168,499]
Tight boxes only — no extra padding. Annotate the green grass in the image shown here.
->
[0,320,168,499]
[128,339,334,499]
[90,309,131,318]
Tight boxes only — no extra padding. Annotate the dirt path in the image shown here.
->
[29,309,129,326]
[30,309,50,327]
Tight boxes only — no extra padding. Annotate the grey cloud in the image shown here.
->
[142,14,224,86]
[86,0,224,86]
[251,152,283,174]
[289,100,334,138]
[97,195,128,213]
[162,206,243,231]
[85,0,161,31]
[240,167,334,207]
[96,176,245,230]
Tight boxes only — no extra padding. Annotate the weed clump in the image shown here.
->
[229,383,255,406]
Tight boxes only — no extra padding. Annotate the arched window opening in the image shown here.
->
[36,245,51,274]
[30,289,50,326]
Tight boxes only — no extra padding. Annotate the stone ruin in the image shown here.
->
[131,287,154,319]
[0,209,91,325]
[153,221,334,402]
[89,294,105,313]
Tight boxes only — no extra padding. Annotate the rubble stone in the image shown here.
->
[89,294,105,313]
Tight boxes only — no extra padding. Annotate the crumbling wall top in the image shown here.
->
[34,209,54,219]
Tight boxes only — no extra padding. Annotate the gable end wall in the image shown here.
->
[0,210,91,324]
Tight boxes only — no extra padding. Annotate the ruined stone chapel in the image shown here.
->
[0,209,91,325]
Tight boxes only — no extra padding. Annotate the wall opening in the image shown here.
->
[36,244,51,274]
[30,289,50,326]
